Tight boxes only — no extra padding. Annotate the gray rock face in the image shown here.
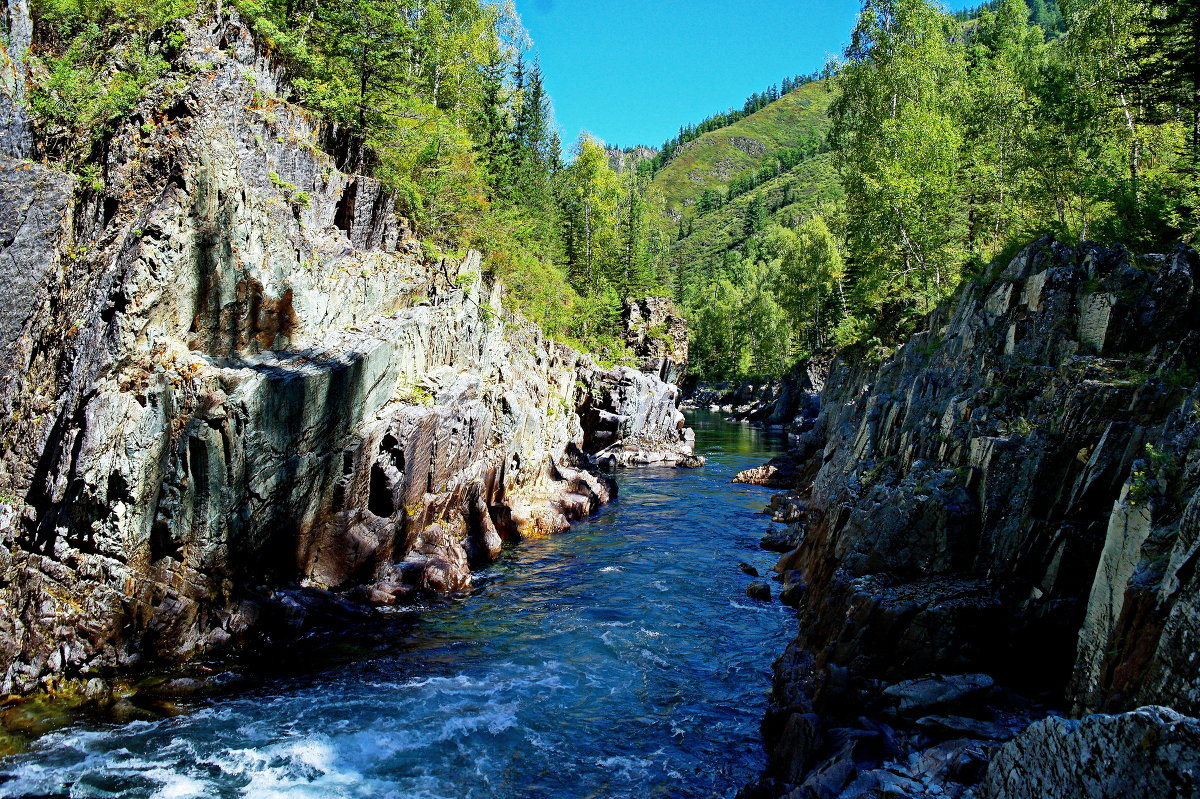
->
[0,0,35,158]
[0,11,692,697]
[883,674,994,717]
[0,159,72,413]
[979,706,1200,798]
[687,355,830,433]
[744,239,1200,796]
[578,362,703,468]
[623,296,689,384]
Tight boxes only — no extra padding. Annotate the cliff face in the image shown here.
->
[572,297,702,468]
[0,10,690,696]
[622,296,689,385]
[743,239,1200,797]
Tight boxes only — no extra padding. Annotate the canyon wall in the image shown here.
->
[0,9,692,697]
[742,239,1200,797]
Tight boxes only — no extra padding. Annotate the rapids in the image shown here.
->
[0,411,792,798]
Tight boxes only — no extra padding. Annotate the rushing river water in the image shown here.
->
[0,412,792,799]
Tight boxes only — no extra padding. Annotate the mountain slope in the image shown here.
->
[650,79,835,219]
[670,151,843,275]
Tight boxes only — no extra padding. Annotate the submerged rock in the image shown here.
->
[748,581,772,601]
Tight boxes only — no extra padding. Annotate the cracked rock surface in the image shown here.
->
[0,10,692,697]
[738,239,1200,797]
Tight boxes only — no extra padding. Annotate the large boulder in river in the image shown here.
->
[577,362,703,468]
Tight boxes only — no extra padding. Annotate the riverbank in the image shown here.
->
[0,412,791,798]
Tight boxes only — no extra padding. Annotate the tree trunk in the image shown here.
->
[584,202,593,287]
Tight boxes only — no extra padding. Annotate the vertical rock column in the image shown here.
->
[0,0,34,158]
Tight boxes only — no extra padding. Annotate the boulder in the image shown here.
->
[979,706,1200,799]
[883,674,995,717]
[748,581,773,601]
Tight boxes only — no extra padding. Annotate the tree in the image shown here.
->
[744,194,768,237]
[963,0,1042,253]
[831,0,970,313]
[1126,0,1200,180]
[310,0,416,132]
[560,135,621,289]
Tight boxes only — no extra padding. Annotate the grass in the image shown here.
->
[669,152,843,271]
[650,80,836,219]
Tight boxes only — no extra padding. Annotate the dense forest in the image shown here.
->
[679,0,1200,378]
[19,0,1200,380]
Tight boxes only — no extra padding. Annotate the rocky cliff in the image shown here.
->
[740,239,1200,797]
[569,296,702,468]
[622,296,689,385]
[0,8,692,700]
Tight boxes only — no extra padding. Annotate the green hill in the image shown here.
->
[669,152,842,275]
[650,80,835,219]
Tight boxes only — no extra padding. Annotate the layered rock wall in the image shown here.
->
[743,239,1200,796]
[0,0,34,158]
[623,296,689,384]
[0,11,691,696]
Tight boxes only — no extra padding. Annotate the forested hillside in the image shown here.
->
[668,0,1199,379]
[20,0,678,362]
[648,79,834,220]
[21,0,1199,384]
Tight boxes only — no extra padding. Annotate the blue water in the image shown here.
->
[0,412,791,798]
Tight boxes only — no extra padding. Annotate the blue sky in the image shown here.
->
[513,0,977,151]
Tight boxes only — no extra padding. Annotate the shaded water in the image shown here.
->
[0,412,792,798]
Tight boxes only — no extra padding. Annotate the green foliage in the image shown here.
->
[394,378,435,406]
[638,68,829,178]
[677,0,1199,380]
[650,80,836,220]
[26,0,190,159]
[1163,366,1199,389]
[1005,415,1038,436]
[229,0,669,356]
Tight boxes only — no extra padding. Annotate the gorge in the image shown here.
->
[0,1,698,725]
[0,414,789,798]
[3,0,1200,796]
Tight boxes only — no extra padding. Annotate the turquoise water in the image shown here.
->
[0,412,791,798]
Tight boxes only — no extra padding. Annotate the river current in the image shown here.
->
[0,411,793,798]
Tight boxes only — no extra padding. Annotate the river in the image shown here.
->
[0,411,792,798]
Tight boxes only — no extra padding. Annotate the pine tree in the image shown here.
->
[744,194,768,237]
[315,0,416,132]
[1129,0,1200,161]
[475,50,513,192]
